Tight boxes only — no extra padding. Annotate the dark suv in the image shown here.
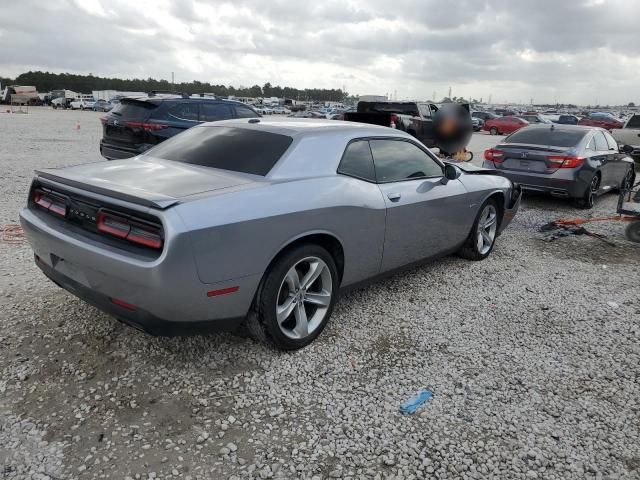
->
[99,94,260,159]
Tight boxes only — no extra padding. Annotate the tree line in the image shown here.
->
[0,71,348,102]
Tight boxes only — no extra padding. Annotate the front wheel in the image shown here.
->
[620,167,635,192]
[245,244,339,350]
[458,199,500,261]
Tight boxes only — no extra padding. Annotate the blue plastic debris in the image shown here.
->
[399,390,433,415]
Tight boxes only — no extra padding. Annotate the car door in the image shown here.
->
[165,101,201,132]
[417,103,436,147]
[369,138,471,272]
[590,131,614,189]
[603,130,628,186]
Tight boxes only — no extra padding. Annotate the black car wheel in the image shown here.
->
[244,244,339,350]
[490,127,499,135]
[458,198,501,261]
[620,167,635,192]
[574,173,600,209]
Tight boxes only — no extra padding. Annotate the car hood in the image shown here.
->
[452,162,496,174]
[36,157,260,209]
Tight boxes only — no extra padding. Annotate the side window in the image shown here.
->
[593,132,609,152]
[235,106,258,118]
[627,115,640,129]
[200,103,233,122]
[603,131,618,150]
[168,103,199,122]
[337,140,376,182]
[369,139,442,182]
[418,104,431,118]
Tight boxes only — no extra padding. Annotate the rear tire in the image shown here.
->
[243,244,339,350]
[490,127,498,135]
[458,199,500,261]
[573,173,599,209]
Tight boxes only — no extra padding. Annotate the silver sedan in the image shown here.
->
[20,119,521,350]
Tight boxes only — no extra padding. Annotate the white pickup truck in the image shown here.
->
[612,114,640,159]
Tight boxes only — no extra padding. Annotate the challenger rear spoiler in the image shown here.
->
[35,170,179,210]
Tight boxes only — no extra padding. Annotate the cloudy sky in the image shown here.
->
[1,0,639,105]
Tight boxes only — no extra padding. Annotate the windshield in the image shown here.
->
[145,126,293,176]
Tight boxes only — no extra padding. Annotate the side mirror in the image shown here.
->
[621,144,634,155]
[441,164,461,184]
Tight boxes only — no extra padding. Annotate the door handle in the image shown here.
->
[387,193,401,201]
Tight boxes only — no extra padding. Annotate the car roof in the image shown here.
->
[199,118,412,138]
[120,95,248,106]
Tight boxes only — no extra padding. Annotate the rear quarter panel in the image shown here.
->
[174,175,387,287]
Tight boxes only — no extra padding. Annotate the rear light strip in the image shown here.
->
[547,155,585,169]
[97,211,163,249]
[33,189,67,217]
[484,148,505,163]
[124,121,169,131]
[32,188,163,250]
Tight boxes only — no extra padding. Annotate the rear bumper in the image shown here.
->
[100,140,143,160]
[482,162,587,198]
[20,207,261,335]
[36,256,242,336]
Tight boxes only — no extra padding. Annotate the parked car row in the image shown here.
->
[51,96,119,112]
[473,109,626,132]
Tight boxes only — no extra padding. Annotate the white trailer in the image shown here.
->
[92,90,145,101]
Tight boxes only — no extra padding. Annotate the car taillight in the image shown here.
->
[33,189,67,217]
[484,149,505,163]
[124,121,169,131]
[97,211,163,249]
[390,114,399,129]
[547,155,584,168]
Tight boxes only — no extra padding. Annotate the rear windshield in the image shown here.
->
[110,100,156,121]
[505,128,587,147]
[145,126,293,176]
[357,102,419,116]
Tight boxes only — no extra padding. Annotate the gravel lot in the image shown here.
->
[1,107,639,480]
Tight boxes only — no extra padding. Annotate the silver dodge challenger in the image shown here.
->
[20,119,521,350]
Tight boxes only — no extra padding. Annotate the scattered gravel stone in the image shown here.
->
[1,110,639,479]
